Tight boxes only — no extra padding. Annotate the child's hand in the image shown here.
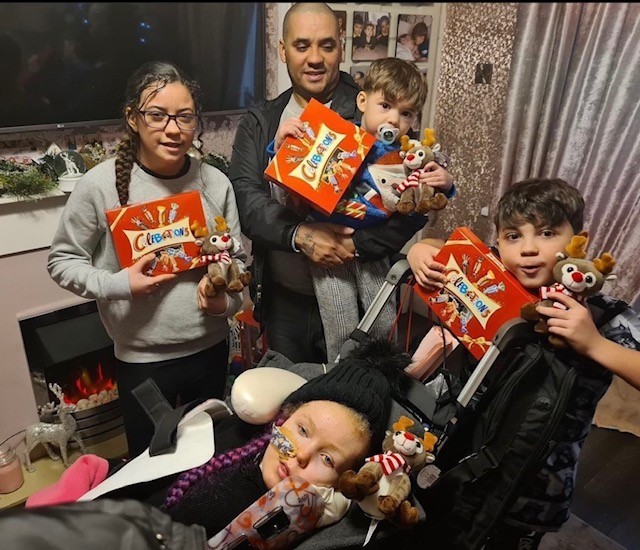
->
[196,276,229,314]
[128,253,177,296]
[418,162,454,194]
[275,118,306,151]
[407,241,447,290]
[537,292,603,355]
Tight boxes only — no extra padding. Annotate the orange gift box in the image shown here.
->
[106,190,207,276]
[264,98,375,216]
[414,227,538,360]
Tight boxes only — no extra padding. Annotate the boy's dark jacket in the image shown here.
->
[228,71,426,322]
[416,294,630,549]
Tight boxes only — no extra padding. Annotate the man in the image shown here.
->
[352,13,364,49]
[376,15,390,48]
[229,3,451,363]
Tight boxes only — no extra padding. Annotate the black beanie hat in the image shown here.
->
[283,339,411,450]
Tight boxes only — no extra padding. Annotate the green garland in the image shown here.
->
[0,143,109,201]
[0,147,228,200]
[0,159,58,200]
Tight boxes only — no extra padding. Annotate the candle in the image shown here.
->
[0,445,25,494]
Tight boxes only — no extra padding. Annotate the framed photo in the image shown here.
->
[352,11,390,62]
[395,14,433,62]
[350,65,370,90]
[334,10,347,63]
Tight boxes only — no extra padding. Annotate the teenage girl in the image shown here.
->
[48,61,246,457]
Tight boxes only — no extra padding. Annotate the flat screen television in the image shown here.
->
[0,3,266,134]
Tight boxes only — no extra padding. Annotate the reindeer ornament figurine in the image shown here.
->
[23,383,86,472]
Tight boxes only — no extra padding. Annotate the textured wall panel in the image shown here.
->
[427,3,518,243]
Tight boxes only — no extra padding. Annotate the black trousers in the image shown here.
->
[115,339,229,458]
[263,282,327,364]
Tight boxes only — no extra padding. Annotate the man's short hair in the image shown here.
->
[283,3,338,41]
[361,58,427,112]
[495,178,585,234]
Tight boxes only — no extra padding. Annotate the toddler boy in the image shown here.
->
[273,58,455,361]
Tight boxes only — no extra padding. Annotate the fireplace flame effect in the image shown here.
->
[62,362,119,410]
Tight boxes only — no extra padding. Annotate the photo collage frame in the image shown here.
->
[329,3,442,133]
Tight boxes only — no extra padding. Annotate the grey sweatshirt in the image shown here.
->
[48,157,245,363]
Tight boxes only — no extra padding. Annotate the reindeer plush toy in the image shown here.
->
[193,216,250,297]
[521,234,616,348]
[338,415,438,527]
[395,128,449,215]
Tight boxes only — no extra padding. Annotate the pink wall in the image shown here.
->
[0,248,89,450]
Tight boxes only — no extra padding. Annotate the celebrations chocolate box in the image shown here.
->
[414,227,538,360]
[264,98,375,216]
[106,190,206,276]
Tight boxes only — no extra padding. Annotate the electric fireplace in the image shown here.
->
[19,301,125,448]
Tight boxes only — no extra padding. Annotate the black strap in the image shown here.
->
[338,329,372,360]
[132,378,204,456]
[433,347,545,486]
[347,328,372,345]
[132,378,172,427]
[393,370,438,425]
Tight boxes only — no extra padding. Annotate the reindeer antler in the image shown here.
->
[593,252,616,275]
[566,235,588,259]
[422,128,436,148]
[423,431,438,452]
[49,383,65,401]
[392,415,415,432]
[400,135,413,152]
[214,216,229,232]
[38,400,59,418]
[191,220,209,238]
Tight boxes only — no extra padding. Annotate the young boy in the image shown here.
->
[273,58,455,361]
[408,178,640,548]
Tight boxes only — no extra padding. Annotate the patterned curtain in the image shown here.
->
[494,3,640,306]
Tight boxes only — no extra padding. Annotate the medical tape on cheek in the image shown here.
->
[270,424,298,459]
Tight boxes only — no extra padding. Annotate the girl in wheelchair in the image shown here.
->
[1,338,420,550]
[158,338,399,539]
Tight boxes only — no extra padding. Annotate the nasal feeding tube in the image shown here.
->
[270,424,298,459]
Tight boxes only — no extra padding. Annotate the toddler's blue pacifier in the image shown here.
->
[377,124,399,145]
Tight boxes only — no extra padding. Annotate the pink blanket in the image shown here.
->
[25,454,109,507]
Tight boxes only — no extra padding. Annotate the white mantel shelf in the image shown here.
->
[0,189,69,256]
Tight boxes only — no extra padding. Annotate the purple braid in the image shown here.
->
[162,415,286,510]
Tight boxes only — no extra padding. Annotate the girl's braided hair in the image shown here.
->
[162,414,286,511]
[115,60,204,205]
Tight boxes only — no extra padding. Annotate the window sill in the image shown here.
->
[0,189,66,205]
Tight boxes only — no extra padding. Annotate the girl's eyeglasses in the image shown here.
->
[137,110,199,131]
